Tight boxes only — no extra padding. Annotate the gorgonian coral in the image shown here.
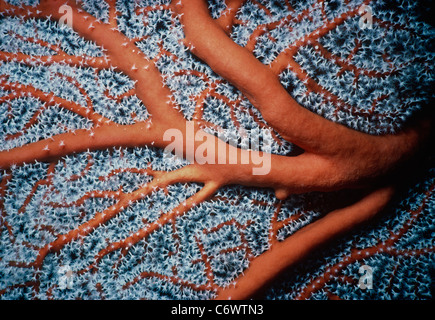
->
[0,0,433,300]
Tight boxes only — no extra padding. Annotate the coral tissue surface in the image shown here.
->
[0,0,433,300]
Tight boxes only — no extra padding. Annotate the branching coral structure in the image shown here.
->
[0,0,433,300]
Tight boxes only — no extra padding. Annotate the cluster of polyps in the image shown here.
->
[0,0,433,301]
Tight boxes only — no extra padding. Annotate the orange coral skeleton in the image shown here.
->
[0,0,432,299]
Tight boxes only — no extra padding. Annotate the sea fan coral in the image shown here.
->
[0,0,433,300]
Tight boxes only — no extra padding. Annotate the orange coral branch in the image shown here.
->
[0,0,432,300]
[216,185,395,300]
[293,182,434,299]
[176,0,430,195]
[0,50,110,69]
[86,180,219,274]
[18,162,56,214]
[0,78,110,125]
[214,0,246,32]
[0,171,13,241]
[104,0,119,29]
[0,31,110,69]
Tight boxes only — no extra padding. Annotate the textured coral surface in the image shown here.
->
[0,0,433,300]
